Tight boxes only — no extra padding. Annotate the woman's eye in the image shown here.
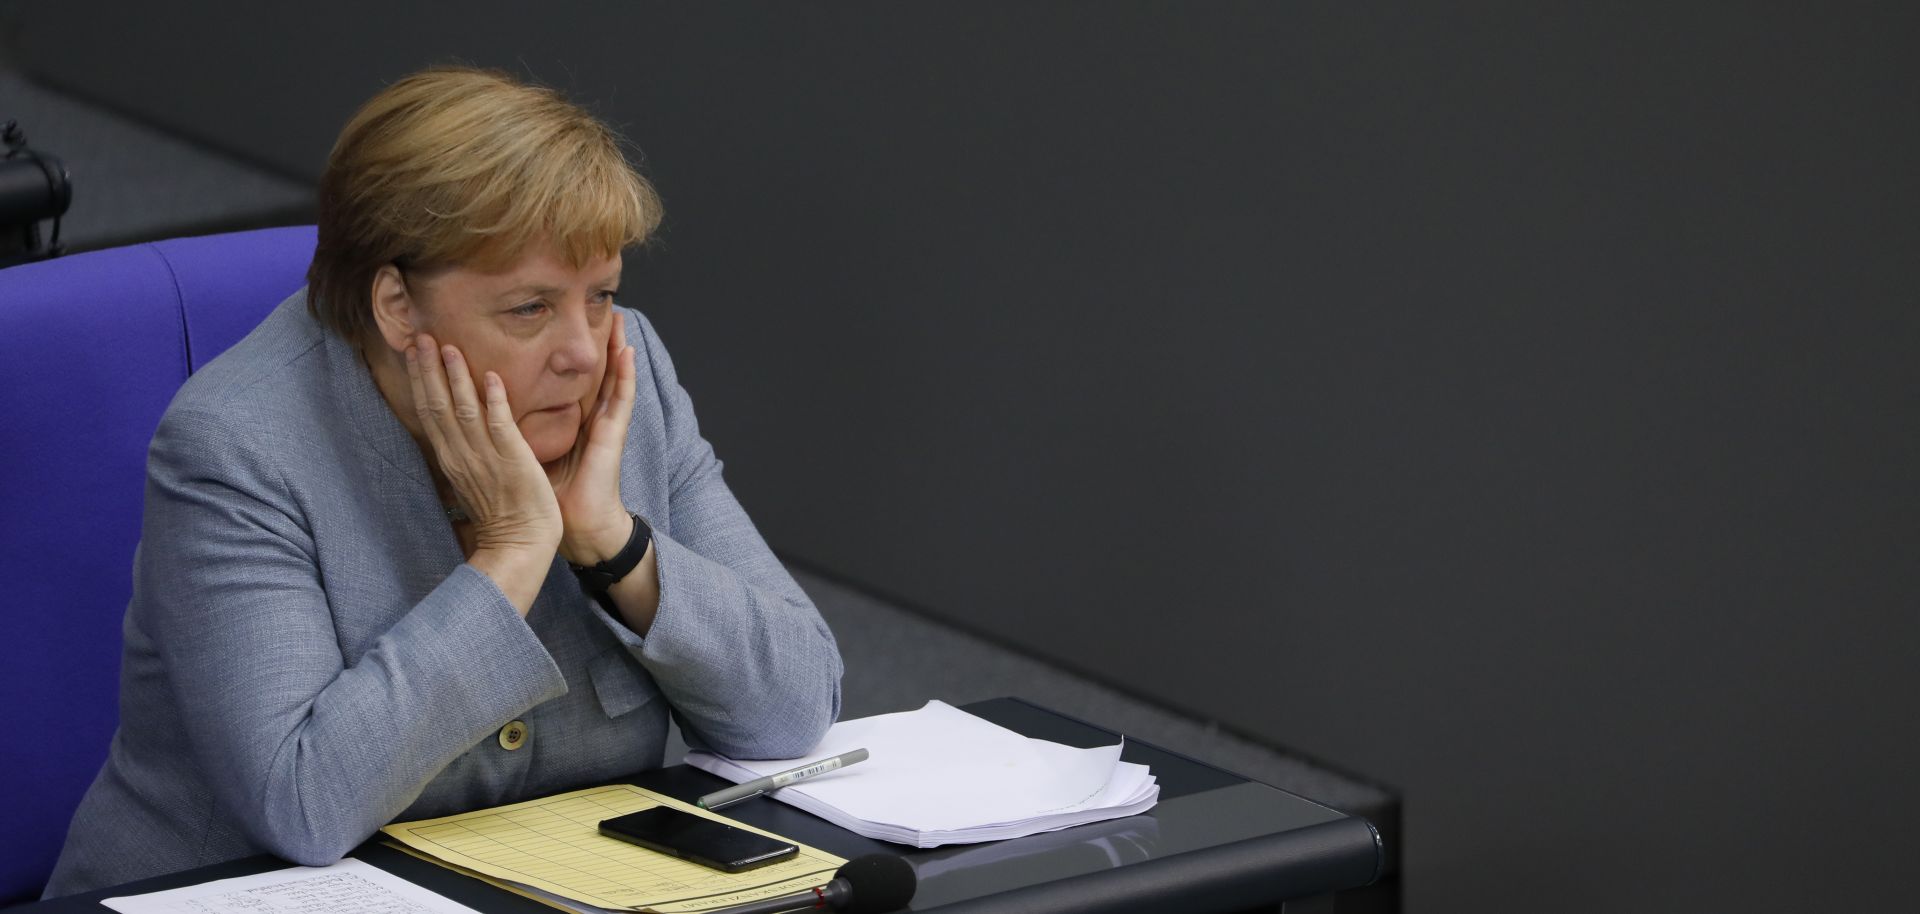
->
[510,301,549,317]
[594,290,618,305]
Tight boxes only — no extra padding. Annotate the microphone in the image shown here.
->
[0,119,71,269]
[716,854,916,914]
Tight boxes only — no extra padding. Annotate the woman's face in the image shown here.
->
[403,245,623,464]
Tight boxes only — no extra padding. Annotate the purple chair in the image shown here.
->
[0,226,318,904]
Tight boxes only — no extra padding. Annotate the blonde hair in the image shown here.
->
[307,66,663,344]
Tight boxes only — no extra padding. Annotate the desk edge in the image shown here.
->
[914,815,1382,914]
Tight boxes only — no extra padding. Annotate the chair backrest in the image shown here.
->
[0,225,317,904]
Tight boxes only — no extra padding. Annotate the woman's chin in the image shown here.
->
[532,443,574,466]
[522,415,582,465]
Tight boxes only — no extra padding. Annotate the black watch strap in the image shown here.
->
[569,512,651,594]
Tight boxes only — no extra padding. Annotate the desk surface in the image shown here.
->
[25,698,1381,913]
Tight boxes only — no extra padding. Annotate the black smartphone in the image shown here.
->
[599,807,799,873]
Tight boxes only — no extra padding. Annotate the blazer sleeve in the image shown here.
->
[136,406,568,866]
[582,310,844,759]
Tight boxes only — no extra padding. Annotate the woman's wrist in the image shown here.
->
[564,510,637,567]
[603,541,662,636]
[468,543,556,617]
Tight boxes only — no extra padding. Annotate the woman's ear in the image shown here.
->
[368,264,419,354]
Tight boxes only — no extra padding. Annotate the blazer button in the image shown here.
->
[498,720,529,751]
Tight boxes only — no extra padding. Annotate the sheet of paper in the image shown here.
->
[381,784,845,914]
[101,858,480,914]
[689,700,1160,847]
[715,700,1128,830]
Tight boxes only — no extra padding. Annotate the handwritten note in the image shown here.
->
[101,858,481,914]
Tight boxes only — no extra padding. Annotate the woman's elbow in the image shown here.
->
[745,683,840,759]
[252,824,363,869]
[273,840,354,869]
[246,786,373,867]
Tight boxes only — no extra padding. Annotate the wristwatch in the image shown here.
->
[570,512,652,596]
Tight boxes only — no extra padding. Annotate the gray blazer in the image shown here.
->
[44,291,843,896]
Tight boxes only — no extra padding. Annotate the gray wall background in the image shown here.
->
[11,2,1916,911]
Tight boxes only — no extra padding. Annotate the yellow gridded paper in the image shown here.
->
[381,784,846,913]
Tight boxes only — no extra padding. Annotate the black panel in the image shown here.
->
[12,4,1918,910]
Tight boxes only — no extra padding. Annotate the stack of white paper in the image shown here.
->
[685,700,1158,848]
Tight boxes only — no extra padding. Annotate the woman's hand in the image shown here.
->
[407,333,563,612]
[547,314,639,566]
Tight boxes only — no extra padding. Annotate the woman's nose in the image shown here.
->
[550,306,601,373]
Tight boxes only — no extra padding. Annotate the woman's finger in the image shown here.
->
[591,352,617,421]
[413,333,453,426]
[438,343,495,453]
[613,318,634,411]
[584,344,636,457]
[605,318,637,429]
[589,316,623,420]
[611,344,637,430]
[482,370,537,459]
[405,339,457,465]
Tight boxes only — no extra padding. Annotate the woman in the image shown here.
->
[45,66,843,896]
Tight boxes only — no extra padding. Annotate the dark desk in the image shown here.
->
[25,698,1382,913]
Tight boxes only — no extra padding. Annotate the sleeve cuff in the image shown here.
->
[409,563,570,724]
